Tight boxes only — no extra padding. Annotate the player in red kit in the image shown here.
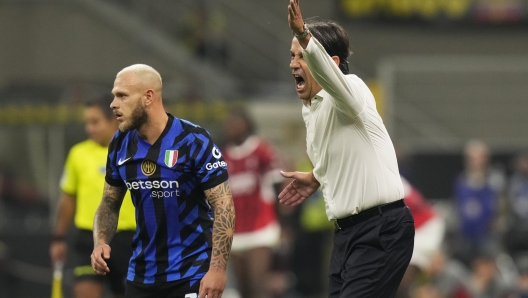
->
[222,109,284,298]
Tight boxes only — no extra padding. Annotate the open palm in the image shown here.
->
[278,171,320,206]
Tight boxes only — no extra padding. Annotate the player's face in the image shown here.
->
[111,73,149,132]
[224,114,249,145]
[290,37,322,102]
[84,106,117,146]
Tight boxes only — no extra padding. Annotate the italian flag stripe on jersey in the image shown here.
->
[164,150,178,167]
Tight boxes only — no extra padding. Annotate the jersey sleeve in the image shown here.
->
[303,37,368,116]
[60,147,78,195]
[193,131,229,190]
[105,132,125,187]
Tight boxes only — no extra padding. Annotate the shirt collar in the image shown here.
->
[306,89,327,110]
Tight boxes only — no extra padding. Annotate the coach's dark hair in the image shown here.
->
[305,18,352,75]
[85,93,114,120]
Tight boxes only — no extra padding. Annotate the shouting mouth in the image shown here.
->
[294,74,305,92]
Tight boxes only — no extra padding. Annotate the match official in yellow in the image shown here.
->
[50,96,135,298]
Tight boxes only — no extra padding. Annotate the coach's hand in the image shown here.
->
[288,0,305,36]
[199,267,226,298]
[279,170,320,206]
[91,243,111,275]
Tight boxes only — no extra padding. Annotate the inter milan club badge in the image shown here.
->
[165,150,178,167]
[141,160,156,176]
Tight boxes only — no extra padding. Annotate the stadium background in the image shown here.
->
[0,0,527,297]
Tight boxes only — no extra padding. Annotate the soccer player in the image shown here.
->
[50,97,136,298]
[222,109,283,298]
[279,1,415,297]
[91,64,235,298]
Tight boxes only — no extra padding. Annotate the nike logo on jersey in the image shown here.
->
[118,157,131,165]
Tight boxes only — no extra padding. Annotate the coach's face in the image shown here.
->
[290,38,322,103]
[111,72,148,132]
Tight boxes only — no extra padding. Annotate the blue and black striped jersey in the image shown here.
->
[105,114,228,285]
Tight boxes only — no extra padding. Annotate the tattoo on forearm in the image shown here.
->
[205,181,235,270]
[94,183,126,246]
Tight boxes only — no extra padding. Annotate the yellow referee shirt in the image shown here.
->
[60,139,135,231]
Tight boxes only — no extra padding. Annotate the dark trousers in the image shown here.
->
[329,206,415,298]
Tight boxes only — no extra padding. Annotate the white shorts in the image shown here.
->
[410,216,445,270]
[231,222,280,253]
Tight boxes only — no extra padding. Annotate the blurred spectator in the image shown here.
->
[453,140,506,265]
[514,254,528,298]
[504,152,528,259]
[222,108,284,298]
[397,177,445,298]
[466,253,513,298]
[412,249,472,298]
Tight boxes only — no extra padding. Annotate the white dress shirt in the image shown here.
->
[302,37,404,220]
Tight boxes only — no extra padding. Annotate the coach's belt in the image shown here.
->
[334,199,405,230]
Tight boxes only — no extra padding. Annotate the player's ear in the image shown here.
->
[144,89,154,105]
[331,56,340,67]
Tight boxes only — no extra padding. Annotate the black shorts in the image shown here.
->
[73,229,134,295]
[125,279,200,298]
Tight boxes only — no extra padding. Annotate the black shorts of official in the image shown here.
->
[329,204,415,298]
[125,279,200,298]
[73,229,134,295]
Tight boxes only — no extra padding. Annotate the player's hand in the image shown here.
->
[279,171,320,206]
[288,0,305,35]
[90,244,111,275]
[198,267,226,298]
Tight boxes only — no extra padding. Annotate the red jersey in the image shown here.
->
[223,136,282,233]
[402,178,437,229]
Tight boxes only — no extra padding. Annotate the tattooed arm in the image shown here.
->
[199,181,235,298]
[90,182,126,276]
